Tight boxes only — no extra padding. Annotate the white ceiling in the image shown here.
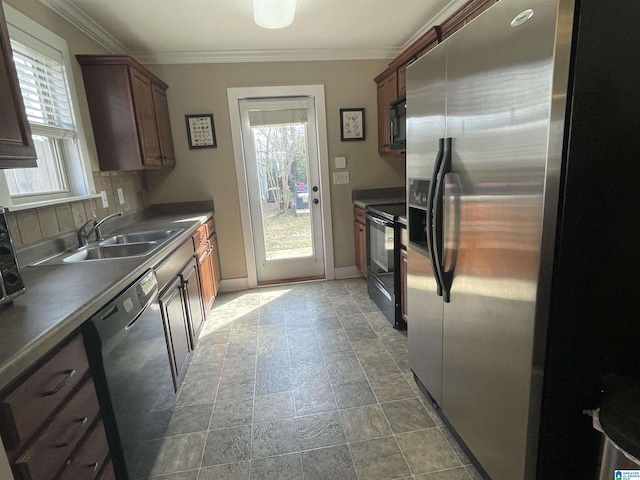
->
[36,0,467,63]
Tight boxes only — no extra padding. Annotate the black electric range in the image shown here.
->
[365,203,406,329]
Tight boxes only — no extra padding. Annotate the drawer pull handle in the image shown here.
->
[90,461,101,479]
[56,416,88,448]
[42,369,76,396]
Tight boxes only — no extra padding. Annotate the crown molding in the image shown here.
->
[133,48,400,65]
[35,0,127,53]
[34,0,429,64]
[401,0,466,50]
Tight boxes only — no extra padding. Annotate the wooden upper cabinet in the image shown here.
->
[0,1,37,168]
[373,0,498,157]
[130,68,162,167]
[152,84,176,166]
[375,70,398,156]
[397,65,407,97]
[77,55,176,171]
[439,0,497,40]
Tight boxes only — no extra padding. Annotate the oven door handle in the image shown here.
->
[370,216,392,228]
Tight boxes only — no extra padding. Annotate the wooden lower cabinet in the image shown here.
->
[198,242,216,313]
[210,233,221,295]
[181,257,206,346]
[0,333,111,480]
[354,206,367,278]
[159,276,193,391]
[57,419,110,480]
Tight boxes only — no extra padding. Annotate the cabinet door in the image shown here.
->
[152,84,175,166]
[159,278,192,390]
[181,258,205,348]
[210,233,221,293]
[397,65,407,97]
[400,247,408,323]
[0,2,36,168]
[198,243,216,313]
[376,72,397,155]
[129,68,162,167]
[354,220,367,278]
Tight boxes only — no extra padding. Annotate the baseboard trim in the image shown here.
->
[218,277,249,293]
[334,266,362,280]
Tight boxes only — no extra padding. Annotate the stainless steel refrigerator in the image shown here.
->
[406,0,640,479]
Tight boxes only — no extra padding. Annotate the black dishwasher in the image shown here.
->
[83,269,177,480]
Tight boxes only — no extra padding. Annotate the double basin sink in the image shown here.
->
[37,229,182,265]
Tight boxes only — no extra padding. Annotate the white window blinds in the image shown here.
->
[10,39,75,138]
[248,108,308,127]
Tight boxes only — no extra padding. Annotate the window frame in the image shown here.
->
[0,4,95,209]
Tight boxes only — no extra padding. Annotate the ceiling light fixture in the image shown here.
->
[253,0,297,29]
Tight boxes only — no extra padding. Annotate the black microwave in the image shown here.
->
[390,96,406,151]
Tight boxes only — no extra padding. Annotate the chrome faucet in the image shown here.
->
[77,212,123,247]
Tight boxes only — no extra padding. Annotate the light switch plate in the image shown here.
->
[333,171,350,184]
[335,156,346,169]
[117,188,125,205]
[100,190,108,208]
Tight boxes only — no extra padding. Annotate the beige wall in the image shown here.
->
[146,61,406,279]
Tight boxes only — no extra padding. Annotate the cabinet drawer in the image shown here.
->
[155,239,194,292]
[97,457,115,480]
[14,378,101,480]
[354,206,366,225]
[0,335,90,449]
[191,224,208,250]
[58,419,109,480]
[205,217,215,237]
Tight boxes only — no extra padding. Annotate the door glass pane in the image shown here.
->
[252,123,313,260]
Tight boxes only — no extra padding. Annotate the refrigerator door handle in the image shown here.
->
[433,137,453,302]
[426,138,445,297]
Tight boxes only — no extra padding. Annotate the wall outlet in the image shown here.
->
[335,156,346,169]
[117,188,125,205]
[100,190,108,208]
[333,171,350,184]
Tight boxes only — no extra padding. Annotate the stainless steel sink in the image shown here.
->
[63,242,157,263]
[100,229,179,246]
[33,227,184,265]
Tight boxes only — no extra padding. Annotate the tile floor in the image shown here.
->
[143,278,482,480]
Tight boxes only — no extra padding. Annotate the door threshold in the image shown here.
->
[257,275,325,287]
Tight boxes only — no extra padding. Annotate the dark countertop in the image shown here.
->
[352,186,406,209]
[0,206,212,391]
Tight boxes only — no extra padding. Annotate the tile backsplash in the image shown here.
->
[7,171,148,248]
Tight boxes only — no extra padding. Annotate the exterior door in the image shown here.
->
[440,1,559,479]
[239,97,324,283]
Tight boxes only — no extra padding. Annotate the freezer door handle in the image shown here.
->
[426,138,445,297]
[433,137,453,302]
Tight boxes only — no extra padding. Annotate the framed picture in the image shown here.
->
[340,108,365,141]
[186,114,217,149]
